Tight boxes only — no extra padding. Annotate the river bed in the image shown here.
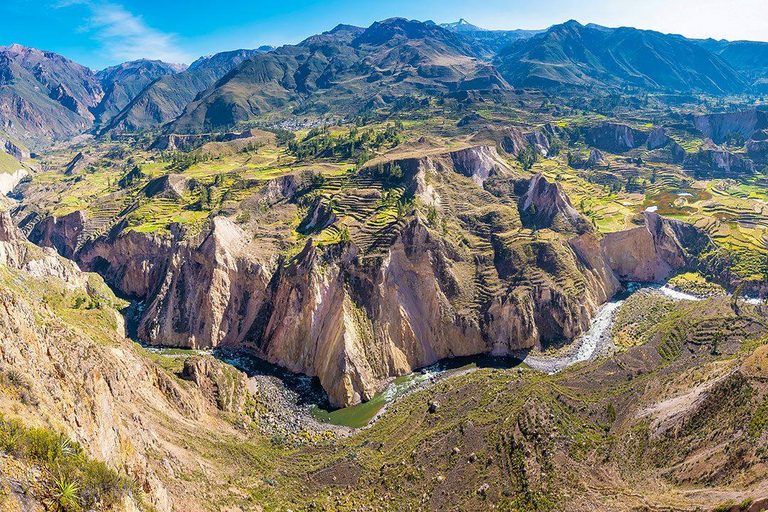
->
[142,282,763,429]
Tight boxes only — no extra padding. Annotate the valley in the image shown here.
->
[0,12,768,512]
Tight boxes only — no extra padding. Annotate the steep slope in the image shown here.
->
[698,38,768,91]
[94,59,187,126]
[0,210,255,510]
[0,44,103,147]
[494,21,746,94]
[22,138,715,408]
[169,19,508,133]
[103,48,270,133]
[439,18,543,53]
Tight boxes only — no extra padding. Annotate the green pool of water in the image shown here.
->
[310,362,484,428]
[310,371,439,428]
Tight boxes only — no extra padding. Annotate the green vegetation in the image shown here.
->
[287,123,402,165]
[0,415,141,511]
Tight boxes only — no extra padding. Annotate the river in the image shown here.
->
[143,282,763,429]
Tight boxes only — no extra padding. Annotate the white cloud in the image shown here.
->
[60,0,191,65]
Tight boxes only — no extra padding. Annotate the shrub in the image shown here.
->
[0,415,140,510]
[50,475,81,512]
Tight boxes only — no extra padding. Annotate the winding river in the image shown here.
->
[144,282,764,429]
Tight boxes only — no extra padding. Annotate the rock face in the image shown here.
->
[647,127,672,150]
[298,196,337,234]
[670,142,687,164]
[449,145,512,184]
[28,210,85,259]
[64,151,95,175]
[143,174,196,199]
[518,174,591,233]
[24,153,710,408]
[0,134,29,160]
[684,148,755,176]
[149,133,214,152]
[243,217,616,407]
[0,168,27,195]
[585,123,648,153]
[585,149,606,168]
[136,218,275,348]
[600,212,710,282]
[0,210,85,287]
[181,356,249,413]
[0,209,248,511]
[500,127,550,157]
[694,110,768,144]
[746,139,768,163]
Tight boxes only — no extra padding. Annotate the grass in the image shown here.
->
[668,272,726,296]
[0,151,23,175]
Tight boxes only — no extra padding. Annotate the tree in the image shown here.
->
[338,224,350,243]
[732,282,744,315]
[427,205,438,226]
[517,145,539,171]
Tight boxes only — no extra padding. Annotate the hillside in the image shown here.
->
[698,38,768,91]
[93,59,187,126]
[4,11,768,512]
[0,44,103,146]
[168,18,508,133]
[494,21,746,94]
[103,48,271,133]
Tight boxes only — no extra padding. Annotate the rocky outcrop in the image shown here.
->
[28,210,85,259]
[143,174,196,199]
[518,174,591,234]
[64,151,95,175]
[525,130,550,156]
[252,172,314,206]
[585,149,606,168]
[693,110,768,144]
[136,218,274,348]
[150,133,214,152]
[298,196,337,234]
[0,210,251,510]
[746,139,768,164]
[647,127,672,150]
[600,212,710,282]
[683,148,755,176]
[0,210,86,287]
[77,229,175,299]
[0,135,29,160]
[670,142,687,164]
[500,127,550,157]
[0,168,27,195]
[181,355,249,413]
[243,217,617,406]
[585,122,648,153]
[449,145,512,184]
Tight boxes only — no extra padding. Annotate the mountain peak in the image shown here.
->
[440,18,487,33]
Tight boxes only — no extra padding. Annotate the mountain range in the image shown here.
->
[3,17,768,147]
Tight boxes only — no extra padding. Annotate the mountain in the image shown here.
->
[93,59,187,126]
[103,48,271,133]
[169,18,508,133]
[494,21,746,94]
[0,44,103,146]
[697,38,768,91]
[439,18,544,52]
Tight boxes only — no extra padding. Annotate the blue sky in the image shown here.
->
[3,0,768,70]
